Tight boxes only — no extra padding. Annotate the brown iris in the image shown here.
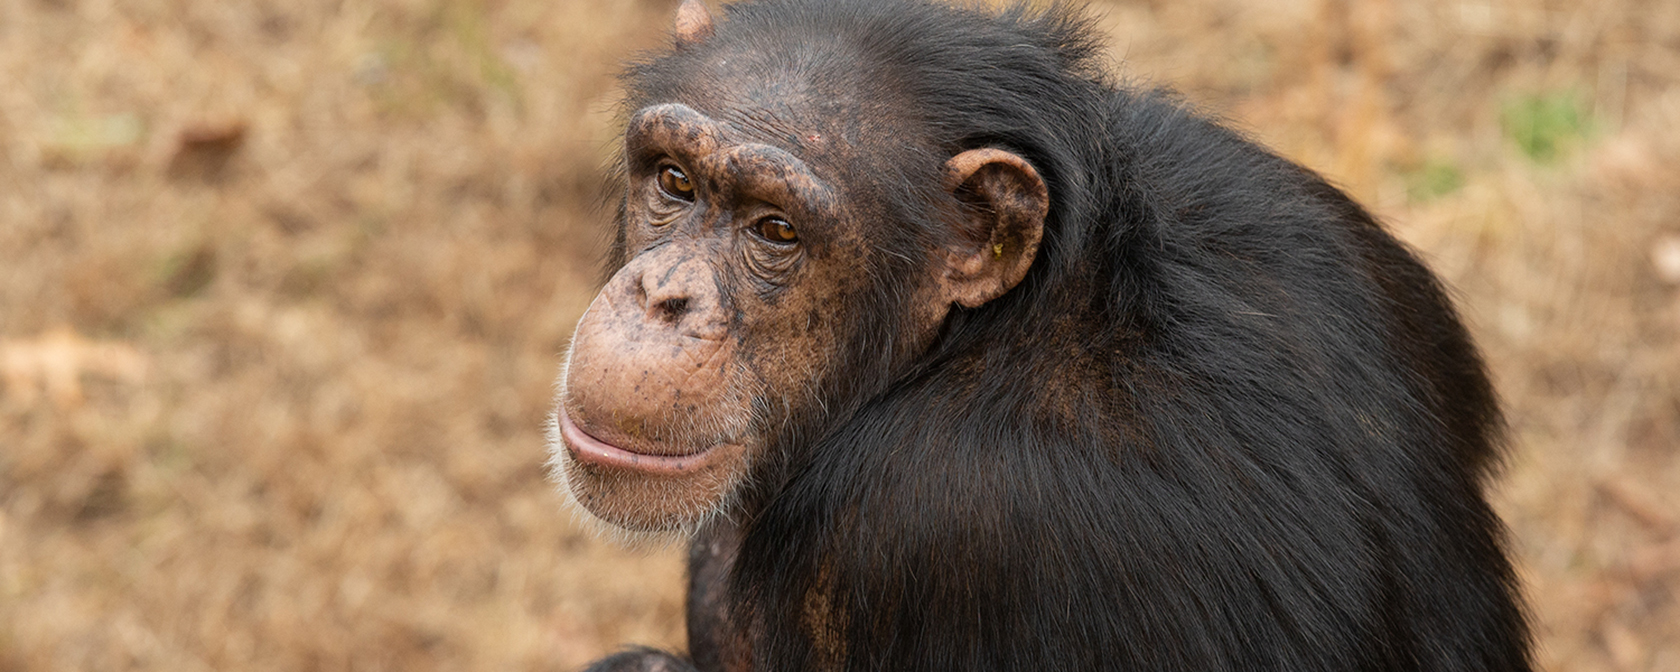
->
[658,165,694,201]
[758,217,797,244]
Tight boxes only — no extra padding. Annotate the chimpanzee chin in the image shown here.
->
[549,1,1532,670]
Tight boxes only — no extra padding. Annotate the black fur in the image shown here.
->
[587,1,1531,670]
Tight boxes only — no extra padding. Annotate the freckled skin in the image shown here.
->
[566,247,734,448]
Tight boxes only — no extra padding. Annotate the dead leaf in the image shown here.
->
[1596,477,1678,532]
[166,119,247,181]
[1652,235,1680,285]
[1601,619,1647,671]
[0,327,149,408]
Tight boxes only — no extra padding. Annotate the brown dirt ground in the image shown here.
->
[1,0,1676,669]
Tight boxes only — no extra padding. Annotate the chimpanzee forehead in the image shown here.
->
[629,37,923,170]
[686,70,873,160]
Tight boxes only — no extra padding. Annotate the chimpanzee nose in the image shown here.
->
[641,268,692,324]
[635,258,724,340]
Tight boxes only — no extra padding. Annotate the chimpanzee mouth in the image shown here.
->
[558,407,733,475]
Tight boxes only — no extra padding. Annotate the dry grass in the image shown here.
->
[0,0,1675,669]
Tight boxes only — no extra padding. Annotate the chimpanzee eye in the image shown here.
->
[756,216,798,244]
[657,164,695,201]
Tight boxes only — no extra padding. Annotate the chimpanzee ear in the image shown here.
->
[674,0,716,46]
[938,148,1048,308]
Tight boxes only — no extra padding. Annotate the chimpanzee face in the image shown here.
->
[551,97,1047,534]
[554,101,880,532]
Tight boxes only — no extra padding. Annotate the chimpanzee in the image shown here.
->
[548,0,1532,670]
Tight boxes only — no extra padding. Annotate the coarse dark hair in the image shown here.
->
[615,1,1531,670]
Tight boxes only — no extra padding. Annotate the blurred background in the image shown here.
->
[0,0,1675,669]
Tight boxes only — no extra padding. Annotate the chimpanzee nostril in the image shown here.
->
[653,296,690,323]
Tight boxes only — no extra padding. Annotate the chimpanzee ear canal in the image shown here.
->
[938,148,1049,308]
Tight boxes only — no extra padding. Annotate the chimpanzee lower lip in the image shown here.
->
[559,407,725,475]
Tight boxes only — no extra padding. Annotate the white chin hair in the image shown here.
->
[544,347,690,546]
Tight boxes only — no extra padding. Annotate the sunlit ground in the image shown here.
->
[1,0,1677,669]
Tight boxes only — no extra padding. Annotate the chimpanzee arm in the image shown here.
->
[580,647,697,672]
[577,520,742,672]
[686,519,745,672]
